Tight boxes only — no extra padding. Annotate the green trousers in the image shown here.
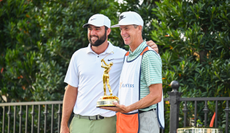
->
[69,115,116,133]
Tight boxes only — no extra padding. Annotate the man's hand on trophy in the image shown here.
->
[100,102,131,113]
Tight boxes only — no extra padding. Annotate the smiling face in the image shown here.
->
[119,25,142,46]
[87,25,107,47]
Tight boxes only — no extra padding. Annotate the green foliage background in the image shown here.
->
[150,0,230,131]
[0,0,229,132]
[152,0,230,98]
[0,0,160,102]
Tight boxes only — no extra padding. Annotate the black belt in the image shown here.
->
[75,114,104,120]
[139,109,154,114]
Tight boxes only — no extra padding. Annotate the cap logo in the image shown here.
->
[119,15,126,21]
[90,18,96,21]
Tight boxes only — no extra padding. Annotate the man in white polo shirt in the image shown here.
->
[101,11,164,133]
[60,14,159,133]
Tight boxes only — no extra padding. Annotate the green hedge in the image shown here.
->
[0,0,229,132]
[151,0,230,130]
[0,0,158,102]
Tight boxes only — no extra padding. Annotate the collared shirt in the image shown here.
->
[64,41,126,117]
[127,41,162,111]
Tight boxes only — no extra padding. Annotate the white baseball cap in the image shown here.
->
[111,11,143,28]
[83,14,111,28]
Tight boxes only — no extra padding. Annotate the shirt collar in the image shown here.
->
[129,41,147,56]
[86,41,114,55]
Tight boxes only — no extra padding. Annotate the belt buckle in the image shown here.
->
[88,116,95,120]
[88,115,104,120]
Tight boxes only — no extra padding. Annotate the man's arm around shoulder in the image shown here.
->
[60,85,78,133]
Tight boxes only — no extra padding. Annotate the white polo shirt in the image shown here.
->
[64,41,126,117]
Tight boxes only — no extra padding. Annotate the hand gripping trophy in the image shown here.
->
[96,52,119,107]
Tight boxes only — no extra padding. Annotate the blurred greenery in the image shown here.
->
[0,0,161,102]
[151,0,230,131]
[0,0,229,132]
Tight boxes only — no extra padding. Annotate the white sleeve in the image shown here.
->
[64,53,79,87]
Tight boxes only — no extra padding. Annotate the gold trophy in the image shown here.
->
[96,53,119,107]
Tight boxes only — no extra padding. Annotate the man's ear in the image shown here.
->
[107,28,111,35]
[138,25,142,31]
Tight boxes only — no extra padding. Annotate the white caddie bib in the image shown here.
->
[118,46,165,129]
[118,47,150,114]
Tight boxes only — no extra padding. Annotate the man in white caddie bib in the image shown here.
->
[101,11,165,133]
[60,13,159,133]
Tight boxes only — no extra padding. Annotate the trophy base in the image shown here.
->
[96,95,119,107]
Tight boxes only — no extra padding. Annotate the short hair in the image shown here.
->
[105,26,108,31]
[133,24,143,32]
[133,24,138,28]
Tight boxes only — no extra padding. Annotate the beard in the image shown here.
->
[89,31,107,47]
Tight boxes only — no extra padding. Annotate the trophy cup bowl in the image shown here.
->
[96,95,119,107]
